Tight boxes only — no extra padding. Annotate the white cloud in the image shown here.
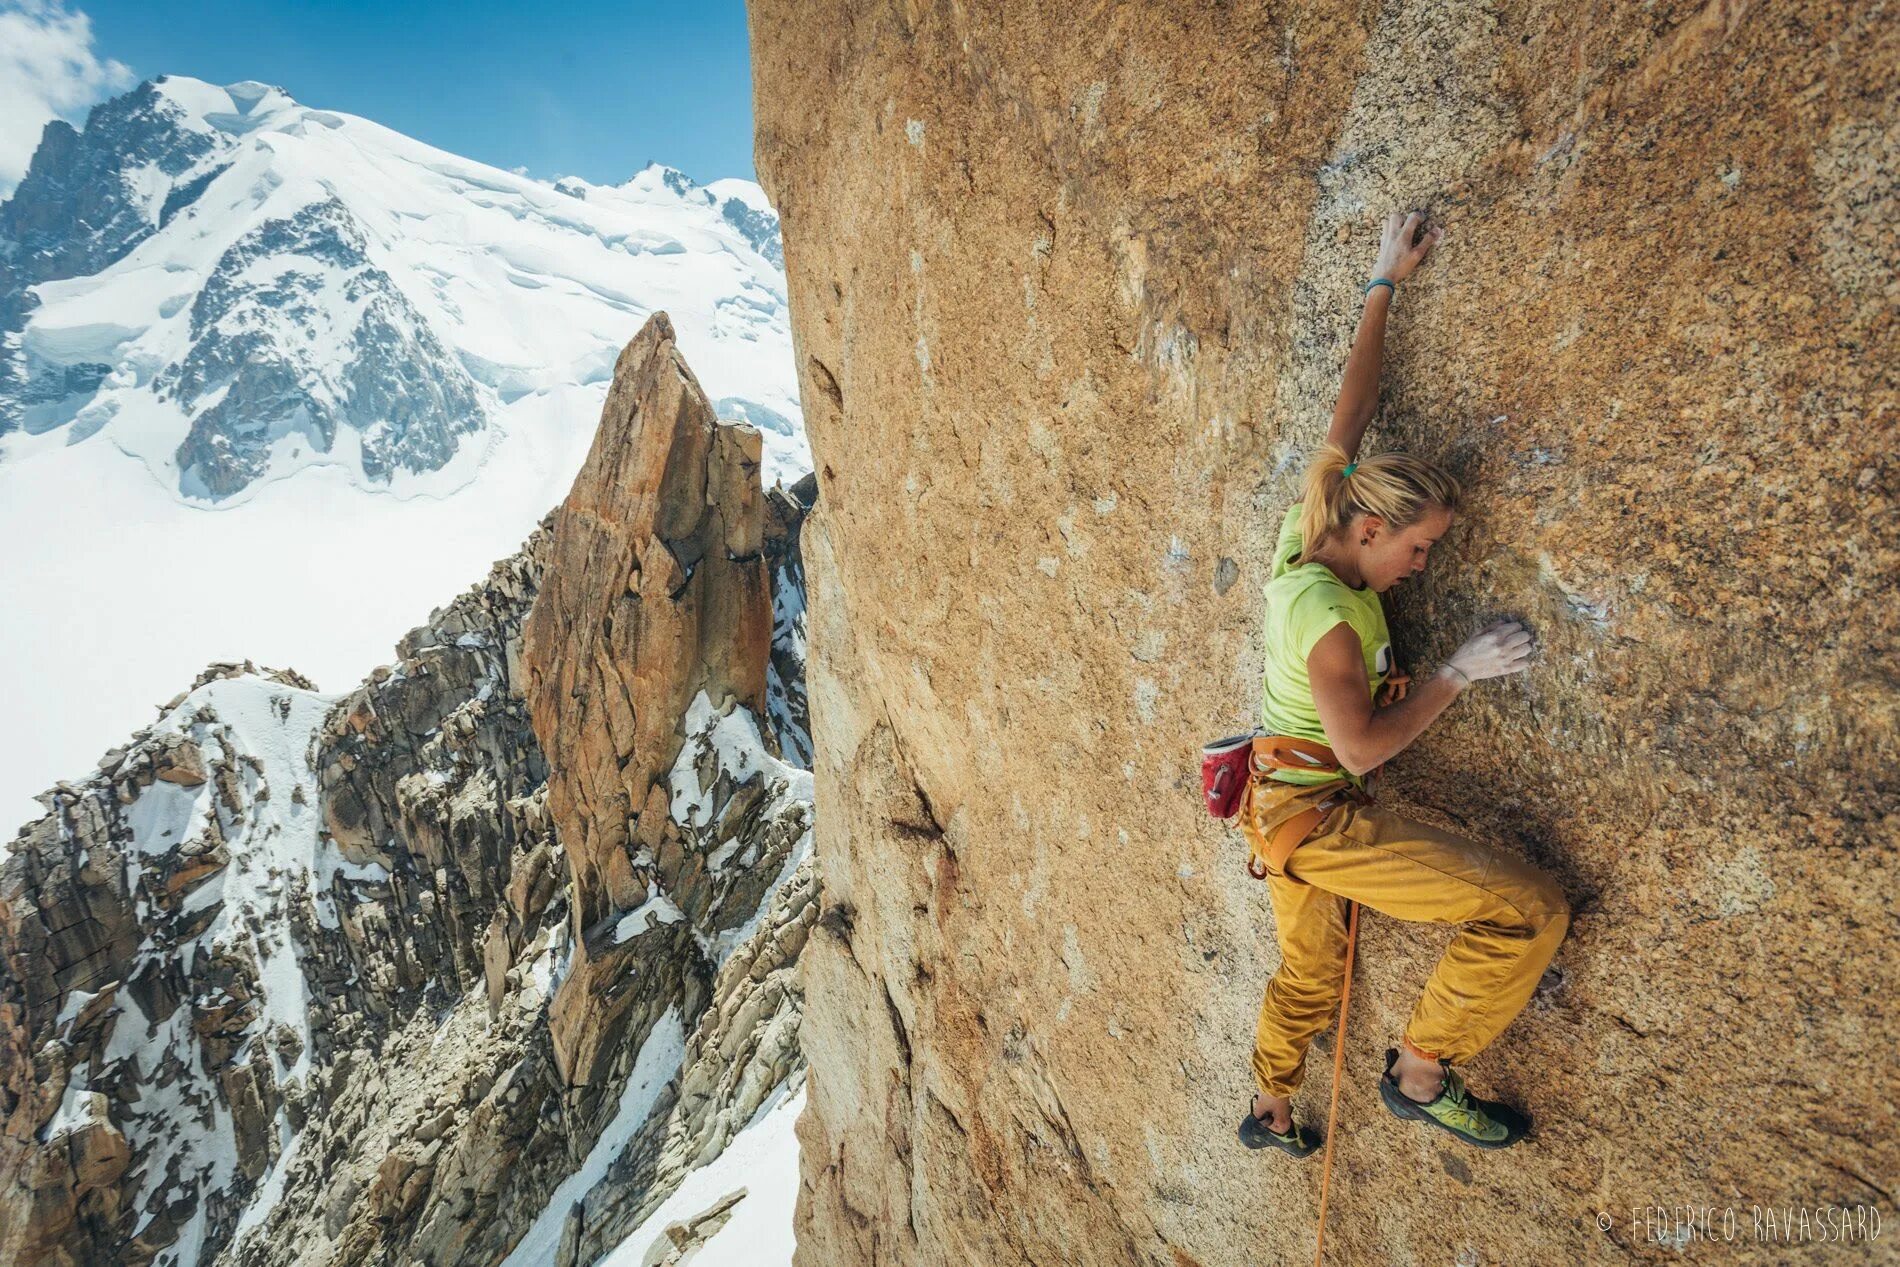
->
[0,1,135,197]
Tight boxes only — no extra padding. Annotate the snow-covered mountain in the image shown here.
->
[0,77,806,832]
[0,76,803,497]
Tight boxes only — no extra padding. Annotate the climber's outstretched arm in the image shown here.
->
[1325,289,1390,461]
[1325,211,1445,461]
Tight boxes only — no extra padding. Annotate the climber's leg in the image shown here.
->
[1282,802,1570,1066]
[1249,864,1353,1103]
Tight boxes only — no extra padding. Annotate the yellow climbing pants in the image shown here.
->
[1240,779,1571,1099]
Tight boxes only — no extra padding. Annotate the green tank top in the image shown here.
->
[1260,502,1392,786]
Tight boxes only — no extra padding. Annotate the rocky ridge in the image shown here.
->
[523,312,782,1095]
[0,314,816,1266]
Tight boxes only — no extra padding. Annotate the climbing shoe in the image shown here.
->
[1238,1101,1323,1158]
[1378,1047,1529,1150]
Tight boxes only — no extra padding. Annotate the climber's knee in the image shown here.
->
[1495,852,1569,929]
[1520,868,1571,953]
[1533,869,1570,925]
[1261,960,1345,1018]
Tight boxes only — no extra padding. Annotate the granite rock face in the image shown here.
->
[752,4,1896,1264]
[523,312,779,1092]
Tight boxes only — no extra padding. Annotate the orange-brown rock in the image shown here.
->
[523,311,773,1087]
[752,4,1896,1264]
[150,735,207,786]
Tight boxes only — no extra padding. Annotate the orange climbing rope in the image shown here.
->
[1312,898,1358,1267]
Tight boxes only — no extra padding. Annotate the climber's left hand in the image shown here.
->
[1377,666,1412,707]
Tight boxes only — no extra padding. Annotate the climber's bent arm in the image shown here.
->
[1324,285,1392,461]
[1308,621,1462,775]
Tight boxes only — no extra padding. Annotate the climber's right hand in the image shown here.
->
[1372,210,1444,286]
[1442,619,1535,684]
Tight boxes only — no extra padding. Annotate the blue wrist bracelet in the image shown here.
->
[1365,277,1395,297]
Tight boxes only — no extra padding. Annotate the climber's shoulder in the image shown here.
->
[1269,503,1305,579]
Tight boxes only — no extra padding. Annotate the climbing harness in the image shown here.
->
[1238,734,1375,882]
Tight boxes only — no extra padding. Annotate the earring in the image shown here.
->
[1361,537,1370,545]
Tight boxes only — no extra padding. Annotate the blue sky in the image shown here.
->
[1,0,758,192]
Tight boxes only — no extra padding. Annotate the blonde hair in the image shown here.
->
[1293,441,1464,565]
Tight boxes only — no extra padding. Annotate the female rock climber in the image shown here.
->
[1236,210,1571,1155]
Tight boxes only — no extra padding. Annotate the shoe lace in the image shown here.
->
[1434,1069,1499,1134]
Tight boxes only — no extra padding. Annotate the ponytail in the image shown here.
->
[1293,441,1464,565]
